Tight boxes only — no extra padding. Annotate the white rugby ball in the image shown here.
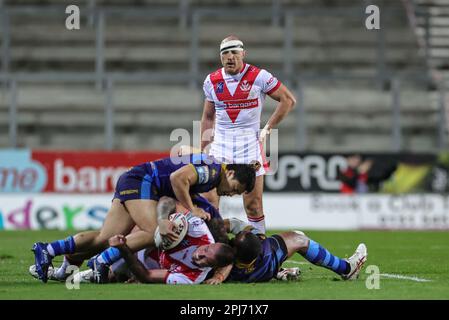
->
[154,212,189,250]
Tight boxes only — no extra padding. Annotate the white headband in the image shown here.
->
[220,40,244,54]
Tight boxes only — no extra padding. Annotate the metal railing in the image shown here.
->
[2,73,446,151]
[0,3,409,87]
[294,74,447,152]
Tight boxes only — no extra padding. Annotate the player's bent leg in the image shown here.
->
[273,232,303,282]
[31,199,135,283]
[278,231,309,258]
[124,199,158,234]
[31,231,93,283]
[65,231,101,264]
[124,230,156,252]
[278,231,366,280]
[48,231,103,281]
[80,199,136,283]
[243,175,266,233]
[83,199,136,252]
[88,200,158,283]
[31,238,73,283]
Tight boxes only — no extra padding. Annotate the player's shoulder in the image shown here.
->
[186,215,215,241]
[205,68,223,82]
[246,64,271,75]
[246,63,261,73]
[255,66,273,79]
[203,73,212,86]
[248,65,273,83]
[252,67,278,91]
[187,215,205,226]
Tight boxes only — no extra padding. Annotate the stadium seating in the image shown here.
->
[0,0,445,152]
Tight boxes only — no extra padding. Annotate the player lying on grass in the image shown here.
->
[75,217,365,285]
[204,218,367,284]
[31,153,257,283]
[97,217,233,284]
[30,197,233,285]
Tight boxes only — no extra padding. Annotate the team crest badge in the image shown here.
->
[216,81,224,93]
[239,80,251,91]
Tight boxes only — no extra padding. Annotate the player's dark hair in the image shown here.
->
[226,161,259,193]
[207,218,230,244]
[232,230,262,264]
[214,243,235,267]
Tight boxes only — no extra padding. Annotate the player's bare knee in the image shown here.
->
[292,231,309,251]
[95,232,112,249]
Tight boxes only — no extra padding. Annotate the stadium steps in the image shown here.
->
[11,23,418,46]
[0,122,438,152]
[1,0,394,7]
[4,4,424,75]
[0,83,439,152]
[0,0,436,152]
[1,126,437,152]
[8,45,424,68]
[0,84,435,111]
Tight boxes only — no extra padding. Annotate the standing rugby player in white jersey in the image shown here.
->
[200,36,296,232]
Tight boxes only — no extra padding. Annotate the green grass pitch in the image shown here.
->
[0,230,448,300]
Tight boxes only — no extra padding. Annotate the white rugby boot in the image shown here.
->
[29,264,61,281]
[341,243,367,281]
[73,269,95,283]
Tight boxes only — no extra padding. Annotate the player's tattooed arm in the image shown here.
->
[156,197,180,242]
[110,235,168,283]
[157,196,177,221]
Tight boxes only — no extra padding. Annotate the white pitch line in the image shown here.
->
[285,260,309,265]
[380,273,433,282]
[286,261,432,283]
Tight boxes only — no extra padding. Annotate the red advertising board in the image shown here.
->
[0,150,169,193]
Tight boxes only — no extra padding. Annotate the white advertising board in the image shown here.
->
[0,194,448,230]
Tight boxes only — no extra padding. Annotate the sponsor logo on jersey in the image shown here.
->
[224,98,259,110]
[119,189,139,195]
[235,261,256,274]
[266,76,275,86]
[239,80,251,91]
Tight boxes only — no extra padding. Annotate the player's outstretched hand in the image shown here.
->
[158,219,179,242]
[109,234,127,248]
[191,207,211,221]
[203,277,223,285]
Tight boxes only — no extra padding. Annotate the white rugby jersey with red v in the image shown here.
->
[203,63,281,175]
